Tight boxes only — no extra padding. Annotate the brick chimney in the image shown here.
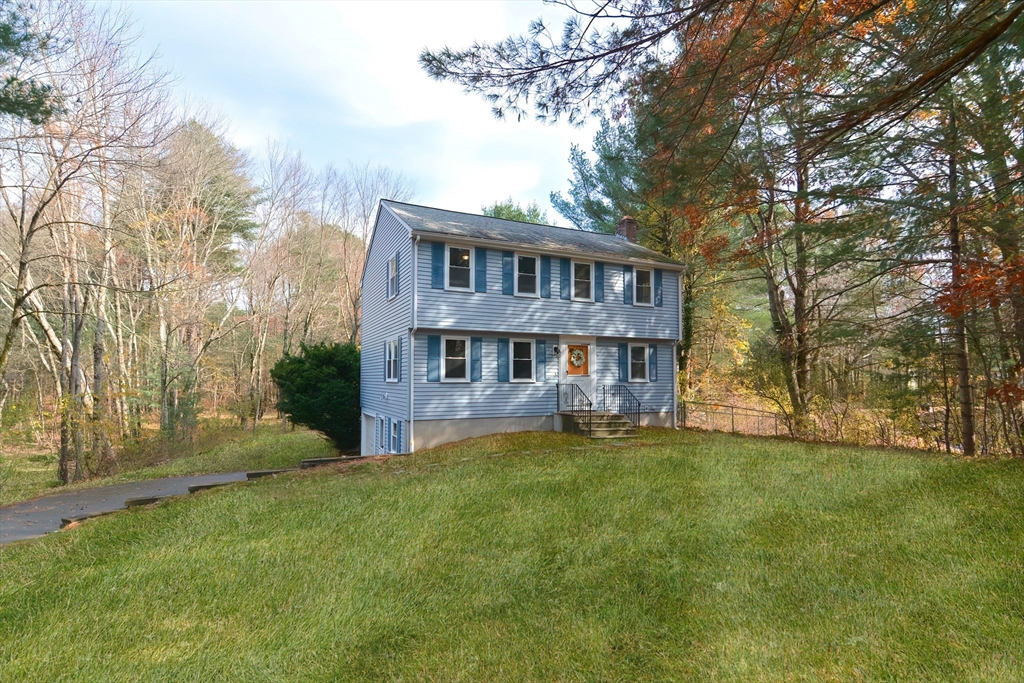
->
[615,215,638,243]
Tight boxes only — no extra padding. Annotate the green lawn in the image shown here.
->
[2,429,1023,681]
[0,427,337,506]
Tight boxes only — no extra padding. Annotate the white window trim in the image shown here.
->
[514,253,540,298]
[571,260,594,302]
[445,244,474,292]
[385,339,399,383]
[387,254,399,300]
[509,338,536,383]
[441,335,471,383]
[633,268,654,307]
[391,420,399,453]
[377,416,386,454]
[628,343,649,383]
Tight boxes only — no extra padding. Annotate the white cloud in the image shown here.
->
[124,0,600,222]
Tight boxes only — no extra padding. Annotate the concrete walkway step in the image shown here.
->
[246,468,297,479]
[300,457,349,468]
[300,455,371,469]
[188,482,233,494]
[125,496,162,508]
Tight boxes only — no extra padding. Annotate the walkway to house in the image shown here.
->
[0,472,248,545]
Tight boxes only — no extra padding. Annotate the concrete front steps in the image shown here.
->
[558,411,637,439]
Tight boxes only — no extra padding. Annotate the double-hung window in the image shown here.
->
[516,254,537,296]
[443,337,469,381]
[391,421,399,453]
[447,246,472,290]
[385,339,400,382]
[387,254,399,299]
[572,261,592,301]
[629,344,649,382]
[511,340,535,382]
[634,269,653,306]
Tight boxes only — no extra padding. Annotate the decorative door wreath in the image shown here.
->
[569,348,586,368]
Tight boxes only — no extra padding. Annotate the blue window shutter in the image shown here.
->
[431,242,444,289]
[383,341,388,381]
[536,339,546,382]
[540,256,551,298]
[471,337,482,382]
[386,418,392,452]
[649,344,658,382]
[623,265,633,304]
[654,269,663,307]
[475,247,487,292]
[427,335,441,382]
[497,338,509,382]
[594,262,604,302]
[502,252,514,295]
[395,252,400,295]
[398,337,403,382]
[398,421,403,453]
[560,258,571,299]
[618,343,628,382]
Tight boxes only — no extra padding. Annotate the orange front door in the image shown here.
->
[566,344,589,376]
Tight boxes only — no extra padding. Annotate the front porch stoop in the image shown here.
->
[558,411,637,439]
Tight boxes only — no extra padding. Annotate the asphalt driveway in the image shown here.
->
[0,472,247,545]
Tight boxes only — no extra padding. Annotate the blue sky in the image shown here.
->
[124,1,599,223]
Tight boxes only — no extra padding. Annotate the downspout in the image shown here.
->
[409,235,419,452]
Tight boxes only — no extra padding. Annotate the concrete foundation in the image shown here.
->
[641,411,674,428]
[414,415,554,451]
[556,410,673,431]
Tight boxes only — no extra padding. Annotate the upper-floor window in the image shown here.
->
[516,254,537,296]
[443,336,469,381]
[387,254,399,299]
[572,261,592,301]
[447,246,472,290]
[629,344,648,382]
[386,339,400,382]
[634,268,653,306]
[511,340,535,382]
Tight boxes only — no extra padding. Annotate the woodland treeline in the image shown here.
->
[0,1,411,480]
[424,0,1024,455]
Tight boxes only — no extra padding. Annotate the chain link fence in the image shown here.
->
[680,401,785,437]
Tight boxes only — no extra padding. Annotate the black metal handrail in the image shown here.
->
[557,382,593,436]
[602,385,641,427]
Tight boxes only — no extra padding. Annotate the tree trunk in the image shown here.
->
[679,271,695,396]
[948,111,976,456]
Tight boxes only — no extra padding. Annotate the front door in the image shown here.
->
[559,336,596,404]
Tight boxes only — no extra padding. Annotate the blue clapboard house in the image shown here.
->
[360,200,685,454]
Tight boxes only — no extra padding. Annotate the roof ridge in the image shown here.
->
[381,198,615,237]
[380,199,683,267]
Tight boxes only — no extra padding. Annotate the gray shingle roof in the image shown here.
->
[382,200,683,267]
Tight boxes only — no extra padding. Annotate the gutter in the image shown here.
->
[408,235,419,453]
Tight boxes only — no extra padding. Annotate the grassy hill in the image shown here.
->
[2,429,1023,681]
[0,426,337,506]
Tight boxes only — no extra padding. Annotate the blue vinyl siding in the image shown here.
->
[413,332,673,420]
[414,332,557,420]
[416,241,680,339]
[360,205,412,451]
[594,340,674,413]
